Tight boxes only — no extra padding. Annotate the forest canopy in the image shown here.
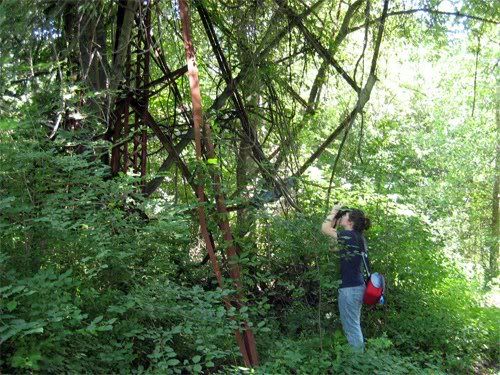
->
[0,0,498,373]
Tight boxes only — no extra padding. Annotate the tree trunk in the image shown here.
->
[107,0,138,126]
[79,0,108,118]
[235,8,260,244]
[236,136,253,239]
[489,82,499,282]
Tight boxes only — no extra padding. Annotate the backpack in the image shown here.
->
[361,237,386,305]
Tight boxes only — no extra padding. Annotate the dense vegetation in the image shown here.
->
[0,0,498,373]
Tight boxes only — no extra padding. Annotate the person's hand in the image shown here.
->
[330,204,343,216]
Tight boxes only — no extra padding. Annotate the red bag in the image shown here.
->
[363,272,385,305]
[361,238,386,305]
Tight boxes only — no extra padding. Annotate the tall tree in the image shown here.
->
[490,81,500,282]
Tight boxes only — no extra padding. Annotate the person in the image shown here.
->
[321,204,371,351]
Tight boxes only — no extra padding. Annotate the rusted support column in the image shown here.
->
[110,43,131,177]
[109,1,151,185]
[178,0,259,367]
[133,1,151,190]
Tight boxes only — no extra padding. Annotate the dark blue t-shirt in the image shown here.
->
[338,230,365,288]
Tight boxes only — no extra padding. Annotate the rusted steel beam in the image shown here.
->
[110,99,128,175]
[143,129,193,197]
[196,1,300,212]
[130,100,194,187]
[110,39,132,176]
[109,1,152,186]
[178,0,259,367]
[130,1,151,190]
[140,65,188,91]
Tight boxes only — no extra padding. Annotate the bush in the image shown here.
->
[1,123,497,374]
[0,127,241,373]
[238,335,443,374]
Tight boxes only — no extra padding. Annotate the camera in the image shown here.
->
[333,207,351,220]
[330,207,352,228]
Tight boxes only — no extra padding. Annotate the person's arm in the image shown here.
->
[320,204,342,239]
[321,214,337,238]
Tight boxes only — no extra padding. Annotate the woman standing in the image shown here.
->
[321,205,371,351]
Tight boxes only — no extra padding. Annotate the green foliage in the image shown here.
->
[246,335,443,374]
[0,123,241,373]
[1,0,498,373]
[246,188,498,373]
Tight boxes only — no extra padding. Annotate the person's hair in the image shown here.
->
[348,209,371,232]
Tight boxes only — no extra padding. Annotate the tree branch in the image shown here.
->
[295,0,389,177]
[197,0,301,211]
[275,0,361,93]
[349,7,498,33]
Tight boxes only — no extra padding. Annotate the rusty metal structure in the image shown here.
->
[106,0,261,367]
[109,1,151,191]
[104,0,389,367]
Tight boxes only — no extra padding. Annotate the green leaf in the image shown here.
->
[193,364,202,372]
[192,355,201,363]
[166,358,180,366]
[90,315,103,325]
[22,327,44,336]
[96,325,113,332]
[6,301,17,311]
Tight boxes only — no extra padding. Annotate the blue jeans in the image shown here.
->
[338,285,365,351]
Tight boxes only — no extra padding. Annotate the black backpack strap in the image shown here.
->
[361,236,371,278]
[362,237,386,295]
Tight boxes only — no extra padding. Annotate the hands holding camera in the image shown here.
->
[325,203,343,228]
[321,203,345,238]
[330,204,343,217]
